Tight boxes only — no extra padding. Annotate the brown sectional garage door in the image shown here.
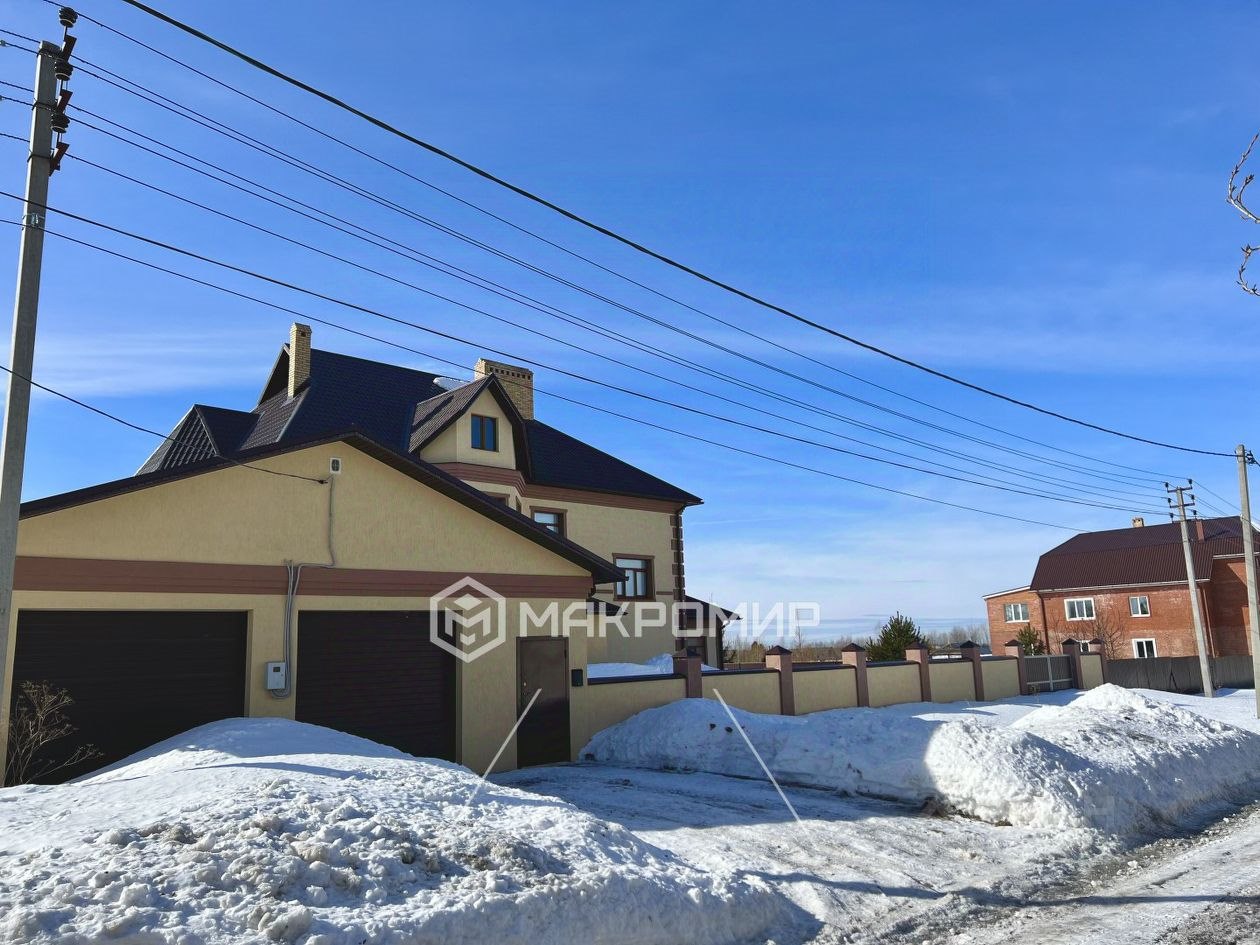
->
[8,610,247,784]
[295,611,455,761]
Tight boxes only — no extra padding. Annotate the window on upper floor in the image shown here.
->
[532,509,565,537]
[1133,638,1157,658]
[1003,602,1030,623]
[471,414,498,451]
[1065,597,1095,621]
[614,556,653,600]
[1129,595,1151,617]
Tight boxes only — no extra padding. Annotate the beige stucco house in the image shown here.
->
[0,324,723,782]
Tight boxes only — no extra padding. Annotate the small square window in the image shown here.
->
[1129,595,1150,617]
[614,556,653,600]
[471,414,498,451]
[1003,602,1030,623]
[532,509,565,536]
[1133,638,1157,658]
[1065,598,1095,621]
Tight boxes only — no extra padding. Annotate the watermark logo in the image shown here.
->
[429,576,508,663]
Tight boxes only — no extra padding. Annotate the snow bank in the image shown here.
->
[582,685,1260,836]
[587,652,716,679]
[0,719,790,945]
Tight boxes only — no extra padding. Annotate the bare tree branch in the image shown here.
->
[3,681,101,785]
[1228,132,1260,224]
[1240,245,1260,297]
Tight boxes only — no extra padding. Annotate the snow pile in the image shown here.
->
[0,719,790,945]
[587,652,716,679]
[582,684,1260,836]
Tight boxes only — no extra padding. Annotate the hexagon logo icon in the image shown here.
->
[429,576,508,663]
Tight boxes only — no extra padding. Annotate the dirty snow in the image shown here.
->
[587,652,716,679]
[0,718,791,945]
[581,684,1260,836]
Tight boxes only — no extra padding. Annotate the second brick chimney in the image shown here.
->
[474,358,533,419]
[288,323,312,398]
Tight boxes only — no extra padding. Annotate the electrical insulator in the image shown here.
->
[58,7,78,28]
[50,112,69,134]
[53,59,72,82]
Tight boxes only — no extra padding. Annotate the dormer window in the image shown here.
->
[471,415,498,452]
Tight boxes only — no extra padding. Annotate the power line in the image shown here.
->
[0,347,325,485]
[14,223,1090,531]
[38,72,1178,495]
[45,24,1196,486]
[4,194,1169,516]
[51,54,1186,487]
[88,0,1235,459]
[56,136,1166,508]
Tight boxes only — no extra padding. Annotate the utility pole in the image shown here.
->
[1238,445,1260,716]
[0,17,74,754]
[1167,483,1214,698]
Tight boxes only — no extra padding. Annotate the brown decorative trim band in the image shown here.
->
[435,462,688,513]
[14,556,593,599]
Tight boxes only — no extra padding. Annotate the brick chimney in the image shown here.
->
[1131,516,1145,528]
[474,358,533,419]
[288,323,312,398]
[1195,517,1205,541]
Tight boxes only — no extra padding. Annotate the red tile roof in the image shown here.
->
[1030,516,1251,591]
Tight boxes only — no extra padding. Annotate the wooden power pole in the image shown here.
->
[1167,483,1214,698]
[0,20,74,770]
[1237,445,1260,716]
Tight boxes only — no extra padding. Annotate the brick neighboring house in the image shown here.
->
[984,516,1259,660]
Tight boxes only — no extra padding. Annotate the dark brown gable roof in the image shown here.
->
[23,432,624,587]
[1030,516,1249,592]
[147,344,699,506]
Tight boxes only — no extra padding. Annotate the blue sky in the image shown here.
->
[0,1,1255,630]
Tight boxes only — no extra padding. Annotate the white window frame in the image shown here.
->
[1064,597,1096,621]
[1129,595,1151,618]
[1132,638,1157,658]
[1003,602,1030,623]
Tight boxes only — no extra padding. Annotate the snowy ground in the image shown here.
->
[3,688,1258,944]
[499,687,1260,944]
[587,652,716,679]
[0,719,792,945]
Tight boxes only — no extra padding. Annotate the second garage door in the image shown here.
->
[8,610,247,784]
[295,611,456,761]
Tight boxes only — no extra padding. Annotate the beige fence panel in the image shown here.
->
[1079,652,1105,689]
[928,660,975,703]
[574,675,687,751]
[702,670,781,714]
[981,658,1021,700]
[793,666,859,714]
[866,662,922,707]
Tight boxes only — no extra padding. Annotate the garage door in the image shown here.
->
[7,610,247,784]
[296,611,455,761]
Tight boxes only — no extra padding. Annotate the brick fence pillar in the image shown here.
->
[764,645,795,716]
[841,643,869,707]
[672,647,702,698]
[905,642,932,702]
[958,640,985,701]
[1060,638,1083,689]
[1003,640,1029,695]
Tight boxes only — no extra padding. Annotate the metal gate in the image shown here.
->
[1024,654,1075,692]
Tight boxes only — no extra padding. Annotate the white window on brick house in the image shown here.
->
[1129,595,1151,617]
[1003,602,1030,622]
[1133,638,1157,658]
[1065,598,1095,621]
